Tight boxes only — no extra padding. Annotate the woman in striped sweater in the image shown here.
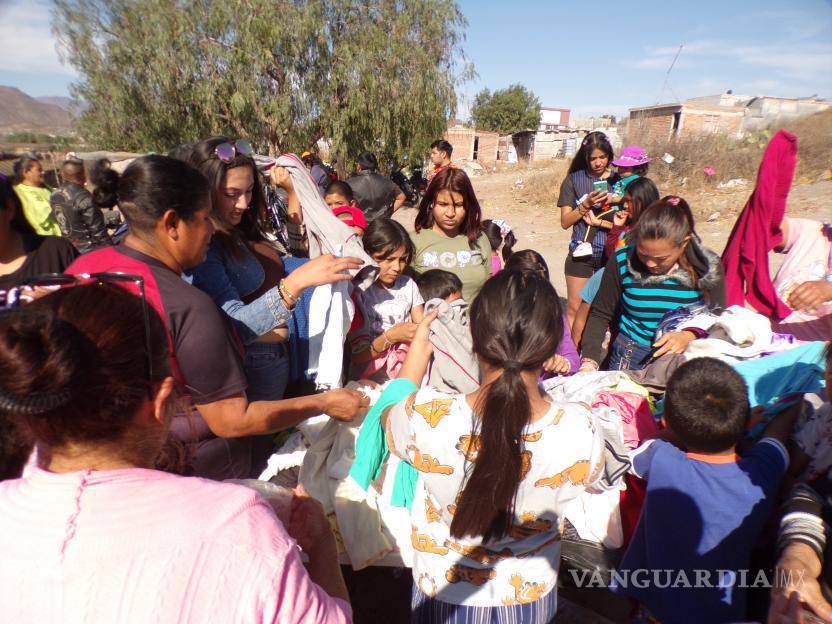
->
[580,196,726,371]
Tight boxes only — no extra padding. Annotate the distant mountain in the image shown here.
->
[0,86,74,134]
[35,96,74,111]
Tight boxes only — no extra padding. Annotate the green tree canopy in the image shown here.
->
[470,84,540,134]
[52,0,472,168]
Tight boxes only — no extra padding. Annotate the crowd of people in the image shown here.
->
[0,129,830,624]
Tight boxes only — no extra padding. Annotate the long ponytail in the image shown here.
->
[450,271,561,541]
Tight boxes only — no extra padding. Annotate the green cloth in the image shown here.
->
[409,229,491,303]
[391,459,418,510]
[14,184,60,236]
[349,378,419,509]
[611,174,639,197]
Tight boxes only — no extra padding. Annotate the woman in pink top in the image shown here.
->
[0,283,352,624]
[772,216,832,341]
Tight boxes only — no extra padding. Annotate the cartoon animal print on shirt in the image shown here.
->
[551,408,565,426]
[534,460,591,489]
[516,533,563,559]
[502,573,549,605]
[411,528,449,555]
[445,563,497,586]
[519,450,532,480]
[522,431,543,443]
[455,434,481,462]
[425,497,442,523]
[413,398,454,428]
[417,573,437,597]
[509,512,554,539]
[407,445,454,474]
[404,392,417,418]
[445,541,514,566]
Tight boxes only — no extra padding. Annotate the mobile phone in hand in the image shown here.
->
[593,180,609,194]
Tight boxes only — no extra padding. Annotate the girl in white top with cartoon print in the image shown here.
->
[382,270,605,623]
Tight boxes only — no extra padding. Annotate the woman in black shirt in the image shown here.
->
[0,174,77,480]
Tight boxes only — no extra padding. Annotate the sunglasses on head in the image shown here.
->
[6,273,156,382]
[213,139,253,163]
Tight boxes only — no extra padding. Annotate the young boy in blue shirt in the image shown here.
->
[616,357,796,623]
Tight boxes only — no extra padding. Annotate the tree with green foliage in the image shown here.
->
[52,0,472,169]
[470,84,540,134]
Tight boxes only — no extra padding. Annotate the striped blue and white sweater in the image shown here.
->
[581,240,726,364]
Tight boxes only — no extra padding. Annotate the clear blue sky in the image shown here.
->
[2,0,831,119]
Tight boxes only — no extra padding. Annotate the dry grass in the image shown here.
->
[481,159,569,209]
[494,110,832,218]
[639,109,832,193]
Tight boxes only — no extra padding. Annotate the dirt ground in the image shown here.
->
[395,165,832,295]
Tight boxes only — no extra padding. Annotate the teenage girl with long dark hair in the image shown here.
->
[558,131,617,328]
[383,271,604,622]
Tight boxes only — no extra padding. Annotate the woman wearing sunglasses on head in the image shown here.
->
[0,283,352,623]
[183,139,337,394]
[66,154,369,480]
[184,137,361,473]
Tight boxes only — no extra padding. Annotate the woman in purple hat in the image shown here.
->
[609,145,651,204]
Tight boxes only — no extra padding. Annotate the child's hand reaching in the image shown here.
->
[397,310,439,385]
[287,484,337,556]
[543,354,571,375]
[386,322,419,344]
[653,331,696,358]
[269,166,295,191]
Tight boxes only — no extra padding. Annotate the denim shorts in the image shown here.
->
[606,332,653,371]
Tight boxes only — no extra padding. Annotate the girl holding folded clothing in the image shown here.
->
[580,196,726,372]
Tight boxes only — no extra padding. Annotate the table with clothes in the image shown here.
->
[251,294,828,575]
[247,158,830,594]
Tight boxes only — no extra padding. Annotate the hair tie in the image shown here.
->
[504,360,523,372]
[0,387,73,416]
[667,196,681,206]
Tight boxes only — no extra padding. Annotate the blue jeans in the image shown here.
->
[607,333,653,371]
[244,341,290,477]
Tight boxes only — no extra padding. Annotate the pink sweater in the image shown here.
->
[0,467,352,624]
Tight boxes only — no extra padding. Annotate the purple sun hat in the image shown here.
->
[612,146,651,168]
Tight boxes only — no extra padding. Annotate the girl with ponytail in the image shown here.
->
[382,271,604,621]
[580,195,726,372]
